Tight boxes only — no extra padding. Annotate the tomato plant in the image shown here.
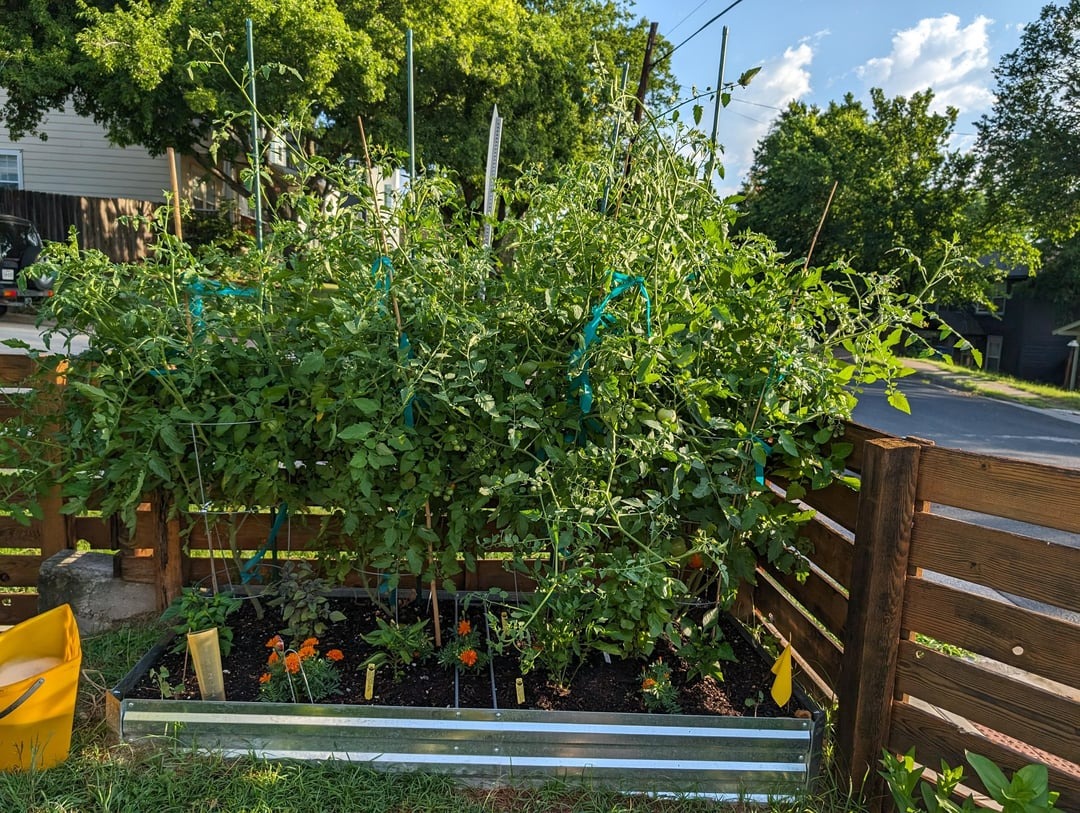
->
[2,104,968,686]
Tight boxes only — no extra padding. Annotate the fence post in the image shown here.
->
[40,360,72,558]
[835,437,922,808]
[150,491,183,610]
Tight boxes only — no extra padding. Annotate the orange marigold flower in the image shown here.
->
[266,635,284,649]
[298,645,317,661]
[302,637,319,648]
[326,649,344,662]
[284,652,302,674]
[458,648,478,668]
[267,650,281,665]
[642,678,657,691]
[457,619,472,636]
[259,672,272,685]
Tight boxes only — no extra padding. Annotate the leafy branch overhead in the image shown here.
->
[0,0,675,206]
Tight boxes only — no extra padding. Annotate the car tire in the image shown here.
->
[0,304,8,318]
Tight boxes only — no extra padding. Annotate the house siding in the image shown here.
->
[0,93,170,202]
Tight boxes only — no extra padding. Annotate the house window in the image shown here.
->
[0,151,22,189]
[975,282,1008,316]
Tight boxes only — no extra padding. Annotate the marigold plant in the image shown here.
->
[259,637,342,703]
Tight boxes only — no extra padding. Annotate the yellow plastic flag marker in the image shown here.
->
[515,677,526,705]
[501,612,509,635]
[364,663,376,700]
[770,644,793,708]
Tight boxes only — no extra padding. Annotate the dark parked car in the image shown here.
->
[0,214,53,316]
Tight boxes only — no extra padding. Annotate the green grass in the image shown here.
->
[0,622,873,813]
[911,358,1080,410]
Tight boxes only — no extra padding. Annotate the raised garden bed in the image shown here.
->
[108,592,825,800]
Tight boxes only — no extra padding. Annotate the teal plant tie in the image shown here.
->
[567,273,652,443]
[240,502,287,584]
[372,256,418,427]
[751,436,772,486]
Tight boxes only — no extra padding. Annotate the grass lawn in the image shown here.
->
[0,621,871,813]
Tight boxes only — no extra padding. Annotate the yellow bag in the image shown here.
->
[0,604,82,771]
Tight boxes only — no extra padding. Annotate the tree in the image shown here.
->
[0,1,672,207]
[737,88,1028,303]
[976,0,1080,243]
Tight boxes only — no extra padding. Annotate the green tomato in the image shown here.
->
[668,537,687,557]
[656,408,677,424]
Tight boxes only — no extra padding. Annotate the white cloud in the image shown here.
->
[856,14,995,113]
[716,42,815,195]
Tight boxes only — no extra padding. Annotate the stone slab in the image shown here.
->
[38,549,157,635]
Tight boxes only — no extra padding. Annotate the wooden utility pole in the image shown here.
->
[632,22,659,125]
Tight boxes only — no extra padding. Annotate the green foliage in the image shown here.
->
[361,616,434,682]
[673,609,736,683]
[639,659,681,714]
[265,561,346,645]
[738,88,1034,304]
[0,0,673,207]
[1,102,969,690]
[881,748,1060,813]
[977,1,1080,243]
[160,587,242,657]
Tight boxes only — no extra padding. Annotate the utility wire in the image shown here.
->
[649,0,749,69]
[667,0,715,37]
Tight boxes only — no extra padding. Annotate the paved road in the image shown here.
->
[853,378,1080,470]
[0,313,88,356]
[854,375,1080,624]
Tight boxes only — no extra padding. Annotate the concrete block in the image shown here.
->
[38,550,157,635]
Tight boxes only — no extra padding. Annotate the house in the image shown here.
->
[1052,319,1080,390]
[0,92,171,203]
[936,264,1074,385]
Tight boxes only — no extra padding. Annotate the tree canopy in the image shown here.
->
[0,0,673,205]
[736,88,1031,303]
[976,0,1080,243]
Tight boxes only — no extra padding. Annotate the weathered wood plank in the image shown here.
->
[0,592,40,625]
[895,640,1079,765]
[795,481,859,533]
[0,354,37,384]
[763,560,848,639]
[911,513,1079,613]
[73,516,117,550]
[917,446,1080,534]
[889,701,1080,809]
[836,437,922,804]
[801,517,854,592]
[837,421,890,473]
[746,567,844,694]
[0,554,43,587]
[903,578,1080,689]
[0,516,41,549]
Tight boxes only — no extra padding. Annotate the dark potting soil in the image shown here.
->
[125,595,807,718]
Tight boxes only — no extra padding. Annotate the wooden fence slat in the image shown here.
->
[917,446,1080,534]
[0,355,36,384]
[764,560,848,638]
[911,513,1079,613]
[0,516,40,548]
[889,701,1080,809]
[903,578,1080,690]
[792,480,859,533]
[836,422,891,474]
[802,517,854,592]
[0,593,40,625]
[835,437,923,805]
[73,516,118,549]
[896,640,1080,765]
[745,567,844,694]
[0,554,45,587]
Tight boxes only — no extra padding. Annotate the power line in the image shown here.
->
[666,0,715,38]
[650,0,750,69]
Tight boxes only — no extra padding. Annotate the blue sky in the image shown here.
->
[629,0,1048,194]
